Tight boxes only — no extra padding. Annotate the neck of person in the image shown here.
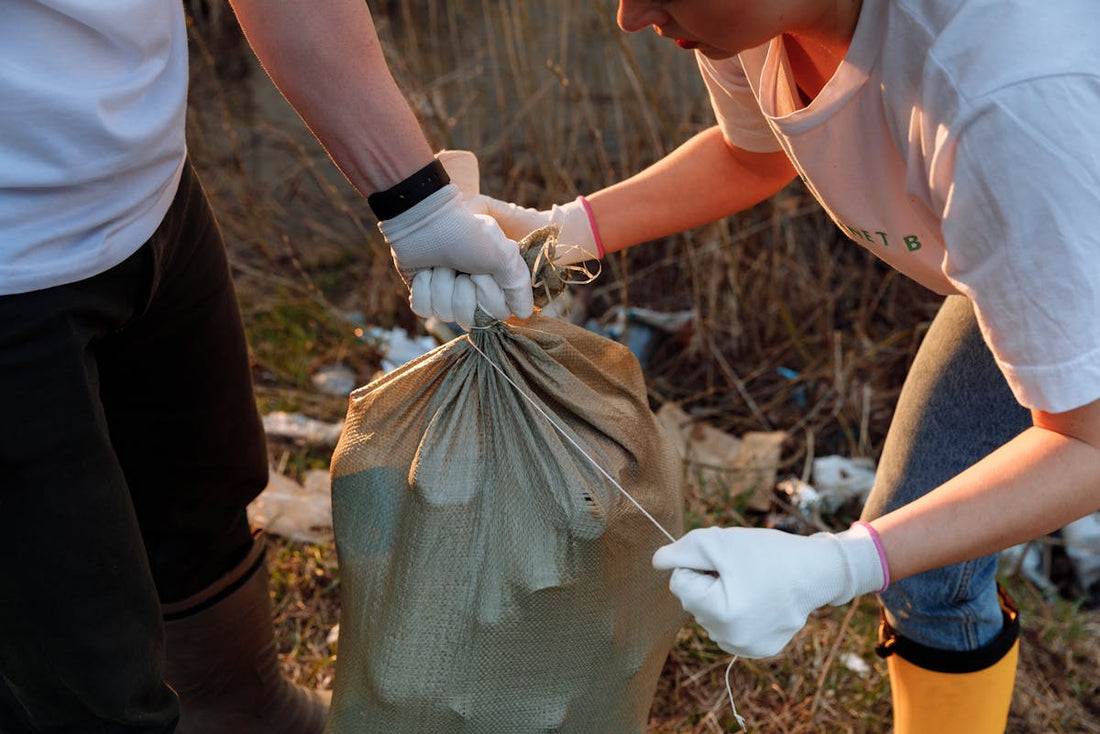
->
[783,34,841,103]
[782,0,862,104]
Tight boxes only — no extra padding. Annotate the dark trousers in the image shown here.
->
[0,162,267,732]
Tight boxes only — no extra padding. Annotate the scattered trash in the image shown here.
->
[1062,513,1100,592]
[344,308,444,374]
[778,456,876,517]
[621,306,695,334]
[584,318,659,366]
[1000,541,1060,597]
[358,324,439,373]
[656,403,786,512]
[311,363,358,396]
[775,366,807,407]
[811,456,876,511]
[247,467,333,544]
[585,306,693,366]
[839,652,871,677]
[262,411,344,447]
[326,623,340,647]
[777,477,821,516]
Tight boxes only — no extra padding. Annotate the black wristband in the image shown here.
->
[367,159,451,220]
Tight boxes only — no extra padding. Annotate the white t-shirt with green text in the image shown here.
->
[699,0,1100,413]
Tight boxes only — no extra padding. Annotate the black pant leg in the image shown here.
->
[0,248,178,732]
[96,162,267,604]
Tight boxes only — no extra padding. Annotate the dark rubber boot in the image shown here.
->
[162,538,330,734]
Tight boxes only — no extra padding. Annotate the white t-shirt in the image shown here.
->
[699,0,1100,413]
[0,1,188,295]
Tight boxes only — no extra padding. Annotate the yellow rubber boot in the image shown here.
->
[877,587,1019,734]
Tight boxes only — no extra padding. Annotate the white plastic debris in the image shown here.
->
[776,456,876,517]
[811,456,876,510]
[311,363,358,396]
[621,306,695,334]
[839,652,871,677]
[1062,512,1100,591]
[1000,542,1059,596]
[777,477,822,516]
[247,468,333,544]
[262,411,344,447]
[362,325,439,373]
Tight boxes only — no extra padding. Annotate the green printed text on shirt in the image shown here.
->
[840,223,923,252]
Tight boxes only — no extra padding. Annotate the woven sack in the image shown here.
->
[326,229,685,733]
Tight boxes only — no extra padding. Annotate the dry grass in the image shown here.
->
[184,2,1099,731]
[260,537,1100,733]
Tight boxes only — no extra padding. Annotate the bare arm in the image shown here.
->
[873,397,1100,581]
[227,0,434,194]
[587,126,797,254]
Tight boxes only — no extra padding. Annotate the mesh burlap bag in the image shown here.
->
[326,229,685,733]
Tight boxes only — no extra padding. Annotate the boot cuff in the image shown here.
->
[162,535,266,621]
[875,585,1019,674]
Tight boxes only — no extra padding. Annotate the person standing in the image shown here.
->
[0,1,528,731]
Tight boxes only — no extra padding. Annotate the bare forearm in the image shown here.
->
[873,424,1100,581]
[586,126,796,254]
[228,0,434,194]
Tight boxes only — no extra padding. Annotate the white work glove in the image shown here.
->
[474,195,601,266]
[406,151,603,327]
[652,524,888,659]
[378,157,534,330]
[407,267,509,329]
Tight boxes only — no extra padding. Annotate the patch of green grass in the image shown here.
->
[246,298,340,387]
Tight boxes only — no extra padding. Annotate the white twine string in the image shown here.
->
[464,334,675,544]
[466,328,750,731]
[725,658,748,732]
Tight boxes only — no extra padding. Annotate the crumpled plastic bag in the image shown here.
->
[325,228,685,733]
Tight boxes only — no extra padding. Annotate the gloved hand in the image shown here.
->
[474,195,603,266]
[378,155,534,329]
[405,150,603,327]
[407,268,509,330]
[652,524,888,658]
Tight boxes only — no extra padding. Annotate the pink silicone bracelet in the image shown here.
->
[852,520,891,592]
[577,195,605,259]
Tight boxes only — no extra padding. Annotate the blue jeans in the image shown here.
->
[861,296,1031,651]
